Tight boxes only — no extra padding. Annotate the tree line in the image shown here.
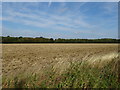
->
[1,36,120,43]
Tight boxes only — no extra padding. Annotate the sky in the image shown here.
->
[2,2,118,39]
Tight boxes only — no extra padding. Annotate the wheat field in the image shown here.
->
[2,44,120,88]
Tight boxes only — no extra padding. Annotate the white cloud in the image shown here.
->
[2,2,118,38]
[2,3,95,32]
[48,0,52,7]
[103,2,118,14]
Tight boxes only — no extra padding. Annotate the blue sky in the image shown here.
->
[2,2,118,39]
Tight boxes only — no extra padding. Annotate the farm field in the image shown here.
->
[2,44,120,88]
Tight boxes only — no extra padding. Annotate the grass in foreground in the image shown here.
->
[2,53,120,88]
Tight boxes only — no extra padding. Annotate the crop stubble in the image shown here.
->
[2,44,118,77]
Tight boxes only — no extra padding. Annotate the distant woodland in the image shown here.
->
[1,36,120,43]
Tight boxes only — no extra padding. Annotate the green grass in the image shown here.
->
[3,55,120,88]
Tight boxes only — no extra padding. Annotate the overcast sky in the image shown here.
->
[2,2,118,39]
